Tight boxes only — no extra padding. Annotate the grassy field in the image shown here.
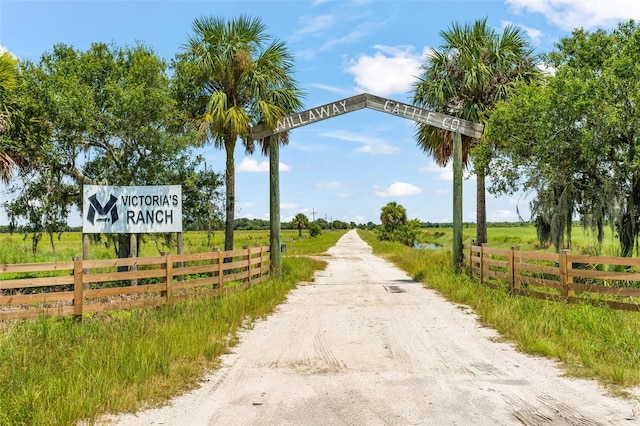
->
[359,229,640,398]
[0,229,304,265]
[0,223,622,265]
[0,230,346,426]
[419,223,623,255]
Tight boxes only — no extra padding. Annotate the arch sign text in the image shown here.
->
[250,93,484,140]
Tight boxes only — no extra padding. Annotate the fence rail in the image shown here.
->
[464,244,640,312]
[0,246,271,320]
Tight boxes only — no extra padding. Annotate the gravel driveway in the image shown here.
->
[109,230,639,425]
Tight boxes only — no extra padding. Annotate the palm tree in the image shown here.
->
[413,18,539,244]
[380,201,407,228]
[0,51,21,182]
[291,213,309,238]
[181,15,303,251]
[0,51,41,184]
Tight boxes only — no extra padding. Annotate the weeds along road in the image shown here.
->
[110,230,639,425]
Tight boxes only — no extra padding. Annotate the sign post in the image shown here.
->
[268,136,282,279]
[453,131,463,273]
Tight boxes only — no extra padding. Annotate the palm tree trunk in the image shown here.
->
[224,138,236,251]
[476,167,487,245]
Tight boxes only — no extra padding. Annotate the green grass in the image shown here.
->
[0,230,305,263]
[283,230,347,256]
[420,223,623,255]
[4,225,640,424]
[359,229,640,396]
[0,231,341,426]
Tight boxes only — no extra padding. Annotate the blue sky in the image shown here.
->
[2,0,640,226]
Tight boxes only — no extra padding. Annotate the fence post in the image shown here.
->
[216,248,223,292]
[468,239,476,275]
[73,258,84,319]
[159,251,168,299]
[559,249,574,299]
[510,245,520,292]
[165,253,173,304]
[130,233,138,287]
[257,245,264,282]
[244,246,251,287]
[176,232,184,282]
[480,243,488,284]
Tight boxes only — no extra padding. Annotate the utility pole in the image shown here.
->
[311,208,316,222]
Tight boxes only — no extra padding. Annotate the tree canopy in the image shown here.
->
[176,15,304,251]
[487,20,640,255]
[8,42,214,255]
[413,17,539,245]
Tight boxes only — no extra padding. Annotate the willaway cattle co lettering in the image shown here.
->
[381,100,461,131]
[273,100,348,132]
[249,93,484,140]
[121,194,179,225]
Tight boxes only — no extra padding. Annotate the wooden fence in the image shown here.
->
[464,244,640,312]
[0,246,271,320]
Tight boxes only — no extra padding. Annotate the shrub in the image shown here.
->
[309,222,321,237]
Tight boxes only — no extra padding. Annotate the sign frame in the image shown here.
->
[82,185,182,234]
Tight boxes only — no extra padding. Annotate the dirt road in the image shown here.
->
[111,230,639,425]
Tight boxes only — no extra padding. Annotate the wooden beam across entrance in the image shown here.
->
[250,93,484,140]
[250,93,484,277]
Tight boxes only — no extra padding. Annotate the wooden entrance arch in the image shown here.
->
[249,93,484,277]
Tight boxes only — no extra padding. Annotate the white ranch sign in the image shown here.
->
[82,185,182,234]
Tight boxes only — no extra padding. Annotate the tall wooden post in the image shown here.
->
[269,136,282,279]
[82,233,90,261]
[453,131,463,273]
[176,232,184,281]
[130,233,138,286]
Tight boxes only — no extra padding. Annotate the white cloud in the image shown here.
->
[237,157,291,172]
[345,44,426,96]
[281,203,299,210]
[374,182,422,198]
[354,143,398,154]
[297,17,389,60]
[319,130,399,155]
[506,0,640,30]
[420,163,452,181]
[501,20,544,44]
[315,181,347,189]
[0,45,17,59]
[308,83,352,96]
[420,162,477,182]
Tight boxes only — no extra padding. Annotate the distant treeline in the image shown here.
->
[0,220,536,234]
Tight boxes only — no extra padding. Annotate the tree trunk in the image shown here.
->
[224,138,236,252]
[476,167,487,245]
